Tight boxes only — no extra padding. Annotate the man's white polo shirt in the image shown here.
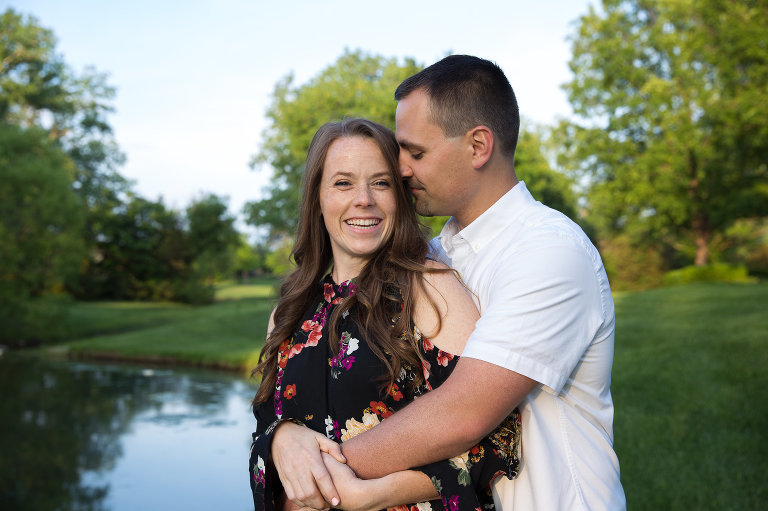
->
[432,182,626,510]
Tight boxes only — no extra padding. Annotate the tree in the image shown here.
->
[561,0,768,266]
[0,123,84,340]
[244,49,422,240]
[82,195,186,300]
[516,127,579,222]
[247,49,579,248]
[186,193,240,282]
[1,8,130,295]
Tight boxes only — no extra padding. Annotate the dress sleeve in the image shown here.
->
[411,410,521,511]
[249,398,307,511]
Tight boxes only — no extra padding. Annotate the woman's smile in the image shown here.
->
[319,136,397,281]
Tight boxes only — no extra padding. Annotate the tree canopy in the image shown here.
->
[0,8,247,329]
[245,50,422,240]
[0,124,83,306]
[247,50,579,245]
[562,0,768,266]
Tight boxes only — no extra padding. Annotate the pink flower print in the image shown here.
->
[324,283,335,302]
[341,356,355,370]
[301,319,316,332]
[441,495,459,511]
[288,343,304,359]
[422,337,434,352]
[306,324,323,345]
[331,418,341,440]
[421,359,432,381]
[436,350,454,367]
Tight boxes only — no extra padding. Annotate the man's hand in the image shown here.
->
[319,453,372,511]
[272,421,346,509]
[321,453,439,511]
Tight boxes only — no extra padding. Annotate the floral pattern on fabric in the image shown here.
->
[249,274,521,511]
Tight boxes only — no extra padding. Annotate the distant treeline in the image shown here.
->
[2,2,768,341]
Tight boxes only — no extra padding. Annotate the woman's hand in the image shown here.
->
[321,453,438,511]
[321,452,382,511]
[272,421,345,509]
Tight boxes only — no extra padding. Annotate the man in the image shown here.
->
[270,55,626,510]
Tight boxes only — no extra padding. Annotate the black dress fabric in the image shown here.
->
[249,275,521,511]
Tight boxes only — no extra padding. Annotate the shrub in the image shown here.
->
[170,279,215,305]
[662,263,758,286]
[599,235,667,291]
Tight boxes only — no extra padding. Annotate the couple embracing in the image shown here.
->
[249,55,626,511]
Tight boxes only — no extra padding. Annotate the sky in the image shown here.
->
[8,0,596,221]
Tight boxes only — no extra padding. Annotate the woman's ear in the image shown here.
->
[469,126,494,169]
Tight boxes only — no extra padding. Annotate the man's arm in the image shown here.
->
[271,359,536,507]
[341,356,537,478]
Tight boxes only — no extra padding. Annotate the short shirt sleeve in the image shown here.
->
[460,236,606,394]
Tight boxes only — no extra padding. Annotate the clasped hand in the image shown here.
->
[272,422,378,511]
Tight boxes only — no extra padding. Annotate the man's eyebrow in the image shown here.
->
[397,139,423,151]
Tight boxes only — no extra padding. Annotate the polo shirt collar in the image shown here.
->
[438,181,535,256]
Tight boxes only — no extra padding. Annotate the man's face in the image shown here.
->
[395,89,470,219]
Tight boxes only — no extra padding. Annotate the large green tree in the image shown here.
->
[247,50,579,245]
[1,8,130,295]
[516,127,579,222]
[0,123,84,340]
[0,8,127,202]
[561,0,768,266]
[186,193,240,282]
[245,50,422,240]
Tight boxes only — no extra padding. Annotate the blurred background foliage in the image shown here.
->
[2,1,767,342]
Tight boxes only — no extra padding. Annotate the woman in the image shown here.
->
[249,118,520,511]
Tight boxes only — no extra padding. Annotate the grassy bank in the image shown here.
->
[47,279,279,374]
[28,280,768,508]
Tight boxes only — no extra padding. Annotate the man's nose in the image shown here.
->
[399,155,413,177]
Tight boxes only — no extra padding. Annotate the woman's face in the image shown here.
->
[318,136,397,280]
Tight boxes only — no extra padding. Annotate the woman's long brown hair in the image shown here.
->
[252,118,442,406]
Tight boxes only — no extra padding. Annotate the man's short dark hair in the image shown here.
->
[395,55,520,159]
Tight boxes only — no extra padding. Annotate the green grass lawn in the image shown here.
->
[612,282,768,509]
[30,279,768,508]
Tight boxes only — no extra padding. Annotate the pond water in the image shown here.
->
[0,353,259,511]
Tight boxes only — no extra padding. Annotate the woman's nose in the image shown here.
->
[353,185,374,206]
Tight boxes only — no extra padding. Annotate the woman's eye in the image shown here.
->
[334,180,351,187]
[411,152,424,160]
[373,180,391,187]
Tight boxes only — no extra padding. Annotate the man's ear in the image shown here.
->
[469,126,494,169]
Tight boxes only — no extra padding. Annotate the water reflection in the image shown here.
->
[0,354,257,511]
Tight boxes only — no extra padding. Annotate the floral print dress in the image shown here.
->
[249,275,521,511]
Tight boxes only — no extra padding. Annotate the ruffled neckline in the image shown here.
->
[322,273,358,298]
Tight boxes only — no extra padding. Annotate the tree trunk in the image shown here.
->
[688,149,710,266]
[693,218,710,266]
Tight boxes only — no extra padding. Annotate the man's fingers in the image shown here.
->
[316,435,346,464]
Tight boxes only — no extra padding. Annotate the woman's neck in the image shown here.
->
[331,260,364,284]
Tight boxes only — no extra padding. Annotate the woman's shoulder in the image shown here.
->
[424,257,450,271]
[418,259,469,300]
[412,260,479,356]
